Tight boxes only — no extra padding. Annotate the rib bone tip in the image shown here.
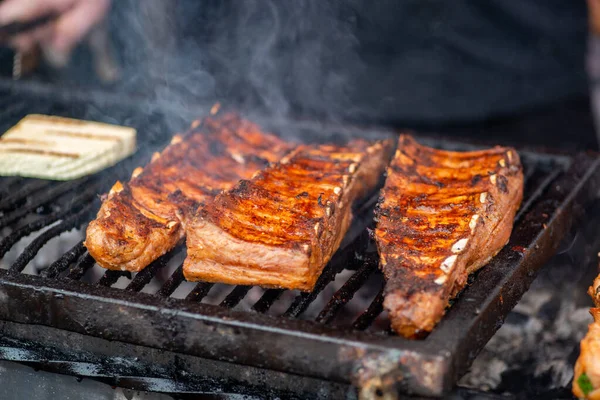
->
[171,135,183,145]
[451,238,469,254]
[131,167,143,179]
[110,181,124,195]
[479,192,487,204]
[231,152,245,164]
[440,255,457,273]
[469,214,479,232]
[210,103,221,115]
[167,221,177,229]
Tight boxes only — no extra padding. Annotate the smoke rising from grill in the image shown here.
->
[107,0,364,136]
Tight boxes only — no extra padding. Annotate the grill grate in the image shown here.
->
[315,255,377,325]
[0,84,598,398]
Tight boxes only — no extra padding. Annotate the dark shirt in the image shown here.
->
[350,0,589,123]
[113,0,590,126]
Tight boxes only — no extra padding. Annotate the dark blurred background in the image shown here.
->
[0,0,596,150]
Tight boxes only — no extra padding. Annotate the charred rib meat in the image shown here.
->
[85,113,291,272]
[183,139,394,291]
[374,135,523,338]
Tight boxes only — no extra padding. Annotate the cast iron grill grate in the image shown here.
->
[0,83,599,398]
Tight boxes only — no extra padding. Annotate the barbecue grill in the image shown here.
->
[0,79,599,399]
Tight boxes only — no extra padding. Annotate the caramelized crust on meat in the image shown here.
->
[574,309,600,399]
[84,113,291,272]
[590,276,600,308]
[374,135,523,338]
[183,139,394,291]
[574,268,600,398]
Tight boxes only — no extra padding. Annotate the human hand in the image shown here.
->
[0,0,111,66]
[589,0,600,35]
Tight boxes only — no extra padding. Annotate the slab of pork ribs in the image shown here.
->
[183,139,394,291]
[374,134,523,338]
[85,113,291,272]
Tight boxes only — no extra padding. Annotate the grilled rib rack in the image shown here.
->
[0,82,599,398]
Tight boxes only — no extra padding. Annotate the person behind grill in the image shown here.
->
[0,0,598,150]
[0,0,110,67]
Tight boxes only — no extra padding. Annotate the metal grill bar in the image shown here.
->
[125,252,174,293]
[0,180,53,211]
[252,289,283,313]
[0,176,22,185]
[521,161,537,187]
[8,205,95,274]
[157,265,185,297]
[97,270,129,287]
[352,287,385,331]
[2,177,23,187]
[0,179,94,228]
[315,255,377,324]
[0,191,96,259]
[66,252,95,280]
[0,177,24,198]
[0,208,76,259]
[515,167,563,222]
[283,248,356,319]
[185,282,214,302]
[41,241,86,279]
[220,286,252,308]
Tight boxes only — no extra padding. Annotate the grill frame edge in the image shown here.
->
[0,152,598,397]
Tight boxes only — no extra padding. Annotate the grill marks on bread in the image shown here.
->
[0,114,136,180]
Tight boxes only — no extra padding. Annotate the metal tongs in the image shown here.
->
[0,12,120,82]
[0,13,58,79]
[0,13,58,42]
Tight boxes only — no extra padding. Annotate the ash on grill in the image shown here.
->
[460,199,600,397]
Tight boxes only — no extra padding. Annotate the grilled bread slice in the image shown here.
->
[374,135,523,338]
[85,113,291,272]
[183,139,394,291]
[0,114,136,180]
